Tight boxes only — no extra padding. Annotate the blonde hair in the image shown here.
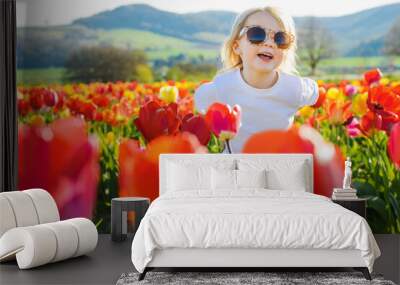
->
[219,6,299,75]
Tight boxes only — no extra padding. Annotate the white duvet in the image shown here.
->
[131,190,380,273]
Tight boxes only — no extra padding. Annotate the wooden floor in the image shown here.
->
[1,234,398,284]
[0,234,134,285]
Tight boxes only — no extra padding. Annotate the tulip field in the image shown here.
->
[17,69,400,234]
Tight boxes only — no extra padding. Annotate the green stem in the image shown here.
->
[226,140,232,154]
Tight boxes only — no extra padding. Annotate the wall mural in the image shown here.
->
[16,1,400,233]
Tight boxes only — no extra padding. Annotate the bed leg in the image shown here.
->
[138,268,148,281]
[354,267,371,280]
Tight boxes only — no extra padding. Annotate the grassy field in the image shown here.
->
[17,55,400,85]
[17,68,66,85]
[318,56,400,68]
[96,29,219,61]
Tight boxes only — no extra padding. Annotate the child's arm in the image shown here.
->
[298,77,319,108]
[194,82,218,114]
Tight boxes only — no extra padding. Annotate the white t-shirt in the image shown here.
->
[194,67,319,153]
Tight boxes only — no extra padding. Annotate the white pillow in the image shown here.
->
[266,167,307,191]
[211,168,267,190]
[167,162,211,191]
[237,159,308,192]
[211,168,236,190]
[236,169,267,188]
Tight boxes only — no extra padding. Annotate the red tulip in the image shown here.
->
[94,111,104,122]
[388,122,400,169]
[80,101,97,121]
[181,113,211,145]
[242,125,345,197]
[54,91,65,111]
[18,99,30,116]
[367,85,399,134]
[18,117,100,219]
[312,87,326,108]
[360,111,383,136]
[364,68,382,85]
[134,100,180,142]
[205,102,241,141]
[92,94,111,108]
[44,89,58,107]
[29,88,44,110]
[119,132,207,201]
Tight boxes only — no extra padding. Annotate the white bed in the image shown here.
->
[131,154,380,281]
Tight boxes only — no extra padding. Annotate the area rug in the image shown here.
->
[116,271,395,285]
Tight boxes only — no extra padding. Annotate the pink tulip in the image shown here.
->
[18,117,100,219]
[205,102,241,141]
[346,117,362,138]
[388,122,400,169]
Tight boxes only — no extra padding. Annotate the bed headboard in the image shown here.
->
[159,153,314,195]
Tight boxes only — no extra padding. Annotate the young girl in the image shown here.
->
[194,6,319,153]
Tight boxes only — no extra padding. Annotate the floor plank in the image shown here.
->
[0,234,134,285]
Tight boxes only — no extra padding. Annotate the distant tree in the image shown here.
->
[64,46,152,83]
[135,64,154,83]
[384,17,400,56]
[17,26,98,68]
[297,17,336,75]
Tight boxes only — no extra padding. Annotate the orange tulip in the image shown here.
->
[242,125,345,197]
[119,132,207,201]
[320,99,352,125]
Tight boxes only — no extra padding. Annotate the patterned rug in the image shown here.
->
[116,271,395,285]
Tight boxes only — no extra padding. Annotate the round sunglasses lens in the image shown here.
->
[274,32,290,48]
[246,27,266,44]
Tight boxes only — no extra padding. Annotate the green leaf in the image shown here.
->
[368,196,388,224]
[352,181,376,197]
[388,192,400,219]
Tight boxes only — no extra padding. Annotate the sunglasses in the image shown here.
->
[239,25,294,49]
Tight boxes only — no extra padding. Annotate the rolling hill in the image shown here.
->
[17,3,400,68]
[72,3,400,55]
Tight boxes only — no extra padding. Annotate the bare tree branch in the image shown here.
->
[297,17,336,75]
[384,16,400,56]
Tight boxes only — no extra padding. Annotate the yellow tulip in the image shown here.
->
[352,92,368,117]
[63,85,74,95]
[105,132,115,145]
[123,90,136,100]
[379,78,390,86]
[298,106,315,118]
[159,86,179,103]
[326,87,340,100]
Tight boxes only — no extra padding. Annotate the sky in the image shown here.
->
[16,0,400,27]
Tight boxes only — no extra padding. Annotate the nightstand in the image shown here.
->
[111,197,150,242]
[332,198,368,219]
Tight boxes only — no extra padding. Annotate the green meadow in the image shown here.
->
[17,56,400,85]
